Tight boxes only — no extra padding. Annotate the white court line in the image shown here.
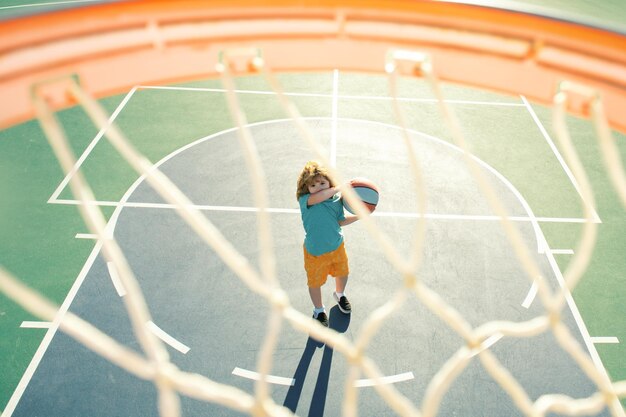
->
[49,198,594,224]
[354,372,415,388]
[521,282,538,309]
[20,321,52,329]
[146,321,190,354]
[374,211,595,224]
[520,95,601,223]
[330,69,339,167]
[591,337,619,344]
[139,85,332,98]
[537,235,624,416]
[232,367,295,386]
[56,199,119,207]
[48,87,138,203]
[139,85,525,107]
[338,94,526,106]
[0,0,99,10]
[523,249,577,308]
[550,249,575,255]
[75,233,97,239]
[106,262,126,297]
[2,240,104,417]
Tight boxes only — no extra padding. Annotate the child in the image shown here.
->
[296,161,359,327]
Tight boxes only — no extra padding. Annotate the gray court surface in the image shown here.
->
[12,119,607,416]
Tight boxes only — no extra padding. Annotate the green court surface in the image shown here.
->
[1,1,625,416]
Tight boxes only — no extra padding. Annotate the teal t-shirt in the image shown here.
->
[299,193,346,256]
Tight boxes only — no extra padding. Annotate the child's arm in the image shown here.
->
[339,215,359,226]
[307,186,340,206]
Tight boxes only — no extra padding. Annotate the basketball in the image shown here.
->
[342,178,379,214]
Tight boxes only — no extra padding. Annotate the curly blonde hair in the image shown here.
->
[296,161,336,200]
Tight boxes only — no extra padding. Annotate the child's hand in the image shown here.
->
[339,215,359,226]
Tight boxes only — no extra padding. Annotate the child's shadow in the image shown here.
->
[283,306,351,417]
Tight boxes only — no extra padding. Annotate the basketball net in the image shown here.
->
[1,2,625,417]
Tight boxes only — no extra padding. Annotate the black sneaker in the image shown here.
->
[313,311,329,327]
[333,292,352,314]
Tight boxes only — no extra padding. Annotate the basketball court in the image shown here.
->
[1,2,625,417]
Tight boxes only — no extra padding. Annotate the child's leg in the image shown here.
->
[335,275,348,294]
[329,243,349,295]
[308,286,323,309]
[330,243,352,313]
[304,245,327,310]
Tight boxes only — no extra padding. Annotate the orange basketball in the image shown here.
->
[342,178,379,214]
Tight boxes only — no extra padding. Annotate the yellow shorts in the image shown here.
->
[303,242,349,288]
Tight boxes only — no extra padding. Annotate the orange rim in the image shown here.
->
[1,0,625,131]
